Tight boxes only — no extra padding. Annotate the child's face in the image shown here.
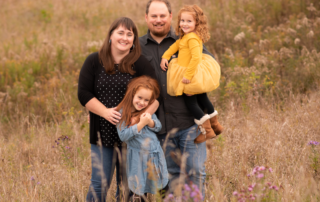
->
[179,12,196,34]
[132,87,153,111]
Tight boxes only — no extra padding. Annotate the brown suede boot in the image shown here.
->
[194,115,216,144]
[209,111,224,135]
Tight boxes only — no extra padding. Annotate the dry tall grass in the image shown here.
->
[1,0,320,201]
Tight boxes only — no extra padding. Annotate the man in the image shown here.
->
[139,0,214,198]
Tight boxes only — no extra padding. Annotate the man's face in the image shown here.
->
[145,1,172,38]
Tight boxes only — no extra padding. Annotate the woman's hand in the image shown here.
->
[103,107,121,125]
[160,58,168,71]
[182,77,191,84]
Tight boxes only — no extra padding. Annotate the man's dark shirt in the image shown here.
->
[139,28,214,135]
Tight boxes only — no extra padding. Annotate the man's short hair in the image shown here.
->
[146,0,172,14]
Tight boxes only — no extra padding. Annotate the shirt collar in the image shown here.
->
[145,27,178,45]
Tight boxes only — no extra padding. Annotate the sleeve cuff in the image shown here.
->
[147,115,162,132]
[162,55,171,61]
[131,124,143,135]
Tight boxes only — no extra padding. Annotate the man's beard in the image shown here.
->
[150,24,170,38]
[151,30,167,37]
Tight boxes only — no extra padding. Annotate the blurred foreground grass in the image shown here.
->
[0,0,320,201]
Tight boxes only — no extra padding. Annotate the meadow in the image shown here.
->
[0,0,320,201]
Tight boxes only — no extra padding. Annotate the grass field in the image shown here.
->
[1,0,320,201]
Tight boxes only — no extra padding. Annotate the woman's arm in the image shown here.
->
[145,100,159,115]
[85,98,121,125]
[78,53,121,125]
[78,53,96,106]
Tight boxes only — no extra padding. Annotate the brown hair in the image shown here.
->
[175,5,210,42]
[146,0,172,14]
[99,17,141,75]
[117,76,160,127]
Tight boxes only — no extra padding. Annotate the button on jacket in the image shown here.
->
[139,29,214,134]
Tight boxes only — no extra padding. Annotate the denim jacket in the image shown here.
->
[116,113,168,195]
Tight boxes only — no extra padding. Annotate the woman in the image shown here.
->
[78,17,158,202]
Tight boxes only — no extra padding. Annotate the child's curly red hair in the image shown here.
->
[175,5,210,43]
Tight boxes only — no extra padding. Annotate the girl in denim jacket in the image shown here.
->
[116,76,168,201]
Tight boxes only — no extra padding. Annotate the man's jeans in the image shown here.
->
[158,124,207,197]
[86,144,128,202]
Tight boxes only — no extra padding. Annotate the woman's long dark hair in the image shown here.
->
[99,17,141,75]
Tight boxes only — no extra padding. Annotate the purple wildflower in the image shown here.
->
[257,173,264,178]
[167,194,174,199]
[184,184,191,191]
[258,166,266,171]
[269,168,273,172]
[233,191,238,196]
[190,191,197,198]
[191,184,198,190]
[308,141,319,146]
[31,176,35,181]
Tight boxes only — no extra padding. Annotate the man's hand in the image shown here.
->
[182,77,191,84]
[160,58,168,71]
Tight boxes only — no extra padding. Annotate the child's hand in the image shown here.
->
[182,77,191,84]
[160,58,168,71]
[139,113,151,126]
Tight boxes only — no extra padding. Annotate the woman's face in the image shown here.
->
[109,25,134,54]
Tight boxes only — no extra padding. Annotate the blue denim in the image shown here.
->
[86,144,128,202]
[158,124,207,198]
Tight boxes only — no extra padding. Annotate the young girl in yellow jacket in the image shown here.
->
[160,5,223,143]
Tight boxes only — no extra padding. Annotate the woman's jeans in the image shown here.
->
[86,143,128,202]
